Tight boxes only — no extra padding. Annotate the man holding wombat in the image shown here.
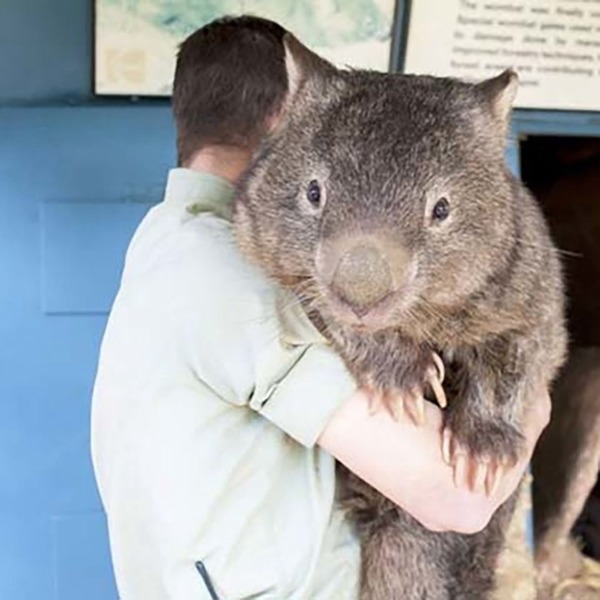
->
[91,15,551,599]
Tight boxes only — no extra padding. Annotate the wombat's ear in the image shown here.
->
[475,70,518,137]
[283,33,335,101]
[270,33,337,133]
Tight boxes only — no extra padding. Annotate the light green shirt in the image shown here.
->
[91,168,361,599]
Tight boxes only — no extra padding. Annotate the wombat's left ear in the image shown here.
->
[476,69,518,137]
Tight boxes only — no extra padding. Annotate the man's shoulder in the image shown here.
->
[120,202,276,313]
[126,203,229,271]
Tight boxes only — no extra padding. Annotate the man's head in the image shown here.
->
[172,15,287,166]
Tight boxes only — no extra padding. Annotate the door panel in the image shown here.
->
[0,105,173,599]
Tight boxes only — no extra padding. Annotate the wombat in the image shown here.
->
[234,34,567,600]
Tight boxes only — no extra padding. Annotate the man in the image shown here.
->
[91,16,550,599]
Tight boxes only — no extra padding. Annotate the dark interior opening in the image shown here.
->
[520,136,600,348]
[521,135,600,560]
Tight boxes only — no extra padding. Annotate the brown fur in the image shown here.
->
[533,348,600,598]
[234,35,567,600]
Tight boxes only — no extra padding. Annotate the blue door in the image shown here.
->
[0,105,174,599]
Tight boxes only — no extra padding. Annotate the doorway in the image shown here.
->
[521,135,600,561]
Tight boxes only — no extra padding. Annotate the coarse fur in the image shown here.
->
[233,35,567,600]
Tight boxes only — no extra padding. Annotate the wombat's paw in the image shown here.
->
[367,385,427,425]
[364,351,446,426]
[441,414,524,496]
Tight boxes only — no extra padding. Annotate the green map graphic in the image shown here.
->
[96,0,395,95]
[101,0,392,48]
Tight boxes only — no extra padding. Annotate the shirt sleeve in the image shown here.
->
[153,217,358,449]
[124,212,355,447]
[250,342,356,448]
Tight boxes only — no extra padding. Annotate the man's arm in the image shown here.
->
[318,387,550,534]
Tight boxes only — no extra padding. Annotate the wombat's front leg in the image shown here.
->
[370,349,447,424]
[443,337,531,495]
[330,329,446,424]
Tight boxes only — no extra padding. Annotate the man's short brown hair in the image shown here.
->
[172,15,287,165]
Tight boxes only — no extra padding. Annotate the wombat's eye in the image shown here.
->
[306,180,321,207]
[432,197,450,221]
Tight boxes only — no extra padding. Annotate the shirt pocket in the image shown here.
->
[198,518,283,600]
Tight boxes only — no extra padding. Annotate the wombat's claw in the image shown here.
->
[431,352,445,384]
[442,428,453,464]
[362,372,427,424]
[384,393,403,421]
[455,455,505,496]
[442,429,507,496]
[402,387,426,426]
[484,462,505,497]
[428,373,447,409]
[426,354,447,409]
[367,395,377,416]
[373,388,425,425]
[365,379,383,416]
[364,381,404,420]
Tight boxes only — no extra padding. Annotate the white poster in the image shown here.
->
[403,0,600,111]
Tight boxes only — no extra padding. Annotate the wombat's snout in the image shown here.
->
[333,245,391,316]
[319,236,410,318]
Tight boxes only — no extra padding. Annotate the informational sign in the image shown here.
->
[94,0,396,96]
[403,0,600,111]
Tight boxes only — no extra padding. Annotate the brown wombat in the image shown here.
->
[234,34,567,600]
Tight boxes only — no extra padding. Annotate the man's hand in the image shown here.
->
[318,385,551,534]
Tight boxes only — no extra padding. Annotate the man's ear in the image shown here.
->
[476,69,518,138]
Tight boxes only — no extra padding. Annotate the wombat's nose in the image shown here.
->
[332,245,392,316]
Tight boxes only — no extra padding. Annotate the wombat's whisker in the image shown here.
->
[490,239,582,259]
[534,246,582,259]
[556,249,583,258]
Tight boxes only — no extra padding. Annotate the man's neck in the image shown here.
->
[185,145,253,184]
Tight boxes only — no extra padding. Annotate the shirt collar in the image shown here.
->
[165,169,327,348]
[164,168,235,221]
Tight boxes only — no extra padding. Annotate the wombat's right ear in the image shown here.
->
[283,33,335,101]
[272,34,337,131]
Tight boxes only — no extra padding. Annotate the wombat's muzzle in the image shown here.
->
[319,236,410,317]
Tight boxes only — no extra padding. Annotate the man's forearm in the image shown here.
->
[318,388,548,534]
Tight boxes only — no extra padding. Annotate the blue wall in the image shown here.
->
[0,1,174,598]
[3,1,600,598]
